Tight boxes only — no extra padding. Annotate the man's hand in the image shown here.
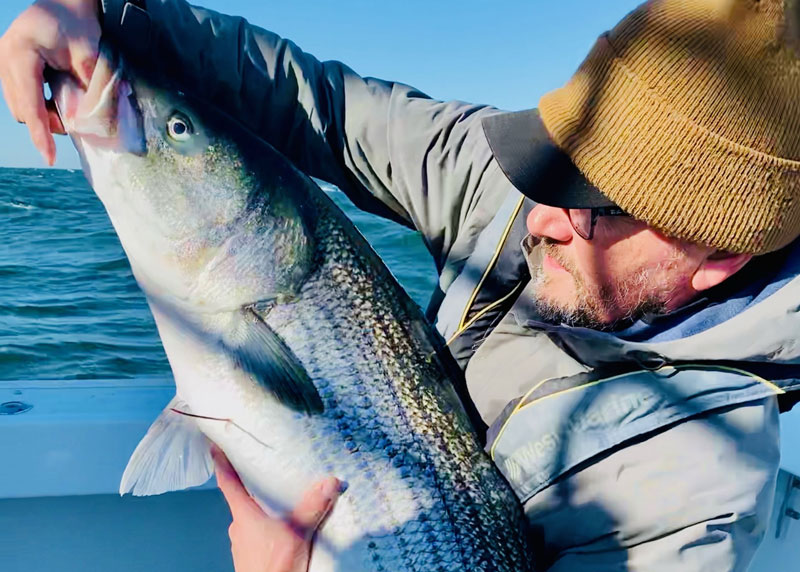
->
[212,446,340,572]
[0,0,100,165]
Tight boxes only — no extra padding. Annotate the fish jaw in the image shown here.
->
[50,49,145,157]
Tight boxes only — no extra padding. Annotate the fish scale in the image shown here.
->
[51,53,535,572]
[254,193,532,570]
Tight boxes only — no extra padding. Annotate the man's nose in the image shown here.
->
[526,204,573,242]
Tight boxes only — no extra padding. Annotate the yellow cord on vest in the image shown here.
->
[488,364,785,461]
[447,195,525,347]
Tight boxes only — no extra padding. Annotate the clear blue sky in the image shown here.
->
[0,0,642,168]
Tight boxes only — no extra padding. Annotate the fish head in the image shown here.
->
[51,48,317,310]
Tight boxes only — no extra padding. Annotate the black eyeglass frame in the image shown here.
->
[567,206,629,240]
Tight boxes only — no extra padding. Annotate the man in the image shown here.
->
[3,0,800,570]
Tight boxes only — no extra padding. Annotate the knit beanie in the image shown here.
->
[538,0,800,254]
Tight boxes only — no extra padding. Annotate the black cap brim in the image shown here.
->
[482,109,617,209]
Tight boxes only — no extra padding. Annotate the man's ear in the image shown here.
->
[691,251,753,292]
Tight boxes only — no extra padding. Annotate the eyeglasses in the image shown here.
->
[567,206,629,240]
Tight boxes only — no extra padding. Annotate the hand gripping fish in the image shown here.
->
[51,49,533,572]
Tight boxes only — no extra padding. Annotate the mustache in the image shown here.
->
[538,238,578,276]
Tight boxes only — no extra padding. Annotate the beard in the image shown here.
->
[528,239,681,331]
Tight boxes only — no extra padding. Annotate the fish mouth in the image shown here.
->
[48,46,145,155]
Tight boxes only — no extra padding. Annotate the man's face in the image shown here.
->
[526,205,713,330]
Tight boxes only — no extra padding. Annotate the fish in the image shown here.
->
[50,48,534,572]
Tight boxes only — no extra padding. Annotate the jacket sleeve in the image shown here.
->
[100,0,511,273]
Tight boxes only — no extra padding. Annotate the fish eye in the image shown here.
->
[166,114,194,142]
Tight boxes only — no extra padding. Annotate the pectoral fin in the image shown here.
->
[223,309,323,415]
[120,396,214,496]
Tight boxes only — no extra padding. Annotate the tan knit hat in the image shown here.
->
[537,0,800,254]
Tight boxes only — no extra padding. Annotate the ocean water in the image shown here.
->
[0,167,438,382]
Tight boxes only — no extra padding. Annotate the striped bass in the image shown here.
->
[51,49,533,572]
